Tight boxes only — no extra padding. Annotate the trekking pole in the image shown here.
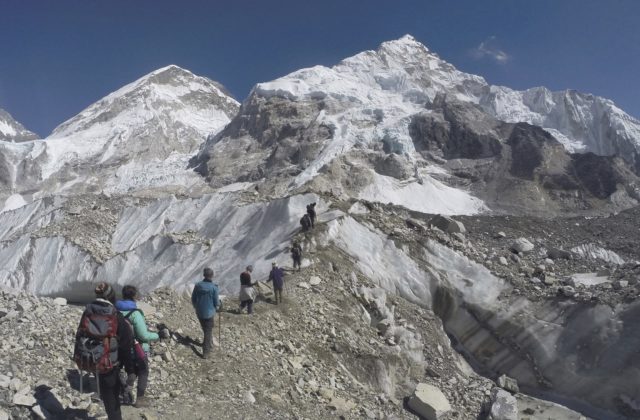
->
[218,311,222,349]
[79,369,83,394]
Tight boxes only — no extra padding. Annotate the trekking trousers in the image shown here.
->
[240,299,254,314]
[274,288,283,304]
[99,368,123,420]
[198,317,215,357]
[136,356,149,397]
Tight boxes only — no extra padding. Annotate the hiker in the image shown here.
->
[239,265,257,314]
[291,241,302,271]
[115,285,159,407]
[74,283,135,420]
[306,202,317,227]
[191,267,220,359]
[300,213,312,232]
[267,261,285,305]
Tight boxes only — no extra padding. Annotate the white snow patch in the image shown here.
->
[216,182,254,193]
[0,120,17,137]
[1,194,27,213]
[359,171,486,215]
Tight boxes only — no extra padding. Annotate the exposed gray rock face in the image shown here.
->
[410,98,640,215]
[0,108,38,143]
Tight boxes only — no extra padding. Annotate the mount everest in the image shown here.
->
[1,35,640,419]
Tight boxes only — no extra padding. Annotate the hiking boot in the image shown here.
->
[135,396,150,408]
[202,352,211,360]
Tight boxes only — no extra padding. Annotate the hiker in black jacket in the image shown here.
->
[84,283,136,420]
[306,202,316,228]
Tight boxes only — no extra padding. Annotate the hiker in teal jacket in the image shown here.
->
[191,267,220,359]
[116,285,159,407]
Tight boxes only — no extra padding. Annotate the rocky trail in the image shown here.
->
[0,215,601,420]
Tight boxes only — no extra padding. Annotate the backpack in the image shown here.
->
[123,309,147,363]
[300,214,310,227]
[74,302,119,375]
[291,245,301,258]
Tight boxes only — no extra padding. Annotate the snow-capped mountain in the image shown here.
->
[0,108,38,143]
[193,35,640,215]
[0,65,239,210]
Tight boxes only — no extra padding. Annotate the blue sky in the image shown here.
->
[0,0,638,137]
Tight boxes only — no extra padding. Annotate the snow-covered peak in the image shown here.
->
[50,64,239,140]
[254,34,640,170]
[255,35,486,105]
[0,108,38,142]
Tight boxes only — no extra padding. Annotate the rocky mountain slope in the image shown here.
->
[0,108,38,143]
[192,35,640,216]
[1,220,613,420]
[0,65,239,211]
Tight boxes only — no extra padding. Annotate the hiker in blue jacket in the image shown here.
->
[191,267,220,359]
[116,285,159,407]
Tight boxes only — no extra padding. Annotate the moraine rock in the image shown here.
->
[496,374,519,394]
[52,297,67,306]
[309,276,322,286]
[429,215,466,234]
[13,392,36,407]
[489,388,518,420]
[407,383,452,420]
[547,247,573,260]
[510,238,534,253]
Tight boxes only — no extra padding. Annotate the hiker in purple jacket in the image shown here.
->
[267,262,285,305]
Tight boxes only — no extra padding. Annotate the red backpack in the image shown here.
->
[74,301,119,374]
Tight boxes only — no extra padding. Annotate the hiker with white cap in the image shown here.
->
[238,265,257,314]
[267,261,286,305]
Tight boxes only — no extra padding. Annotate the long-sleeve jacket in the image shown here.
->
[268,267,285,289]
[191,279,220,320]
[116,300,159,354]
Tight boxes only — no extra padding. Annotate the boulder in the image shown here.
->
[497,374,519,394]
[429,215,466,234]
[407,383,452,420]
[53,297,67,306]
[0,408,8,420]
[13,392,36,407]
[489,388,518,420]
[309,276,321,286]
[510,238,534,253]
[547,247,573,260]
[329,396,356,413]
[561,286,576,297]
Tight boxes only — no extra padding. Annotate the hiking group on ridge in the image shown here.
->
[73,203,316,419]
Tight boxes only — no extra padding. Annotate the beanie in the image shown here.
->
[95,282,115,302]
